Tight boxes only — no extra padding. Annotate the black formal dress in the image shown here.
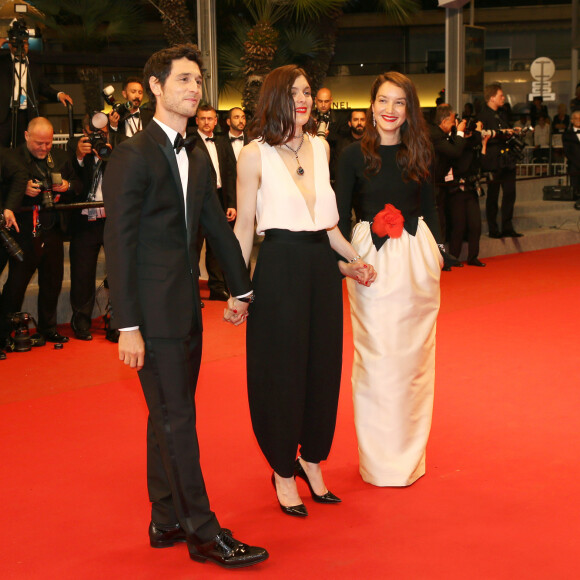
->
[477,104,518,236]
[103,119,250,544]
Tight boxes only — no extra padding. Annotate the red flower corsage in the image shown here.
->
[371,204,405,238]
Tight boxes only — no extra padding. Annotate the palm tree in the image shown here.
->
[28,0,147,114]
[157,0,196,46]
[221,0,420,115]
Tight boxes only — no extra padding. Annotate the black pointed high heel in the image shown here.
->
[294,459,342,504]
[271,473,308,517]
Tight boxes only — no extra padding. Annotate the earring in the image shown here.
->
[372,112,376,127]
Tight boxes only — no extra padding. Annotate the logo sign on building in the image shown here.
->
[528,57,556,102]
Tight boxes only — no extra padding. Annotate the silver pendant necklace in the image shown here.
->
[283,134,305,176]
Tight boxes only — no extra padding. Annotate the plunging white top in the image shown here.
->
[254,135,339,235]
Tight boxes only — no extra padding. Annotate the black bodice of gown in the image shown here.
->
[335,142,441,249]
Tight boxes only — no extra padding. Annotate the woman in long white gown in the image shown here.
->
[335,72,443,487]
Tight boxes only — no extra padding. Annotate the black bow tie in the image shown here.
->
[575,130,580,134]
[129,112,140,119]
[230,135,244,142]
[173,133,194,154]
[205,136,215,143]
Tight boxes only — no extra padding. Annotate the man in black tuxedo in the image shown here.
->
[477,83,522,238]
[223,106,247,214]
[562,110,580,211]
[193,104,236,301]
[102,44,267,569]
[108,77,153,144]
[0,117,80,349]
[0,38,73,148]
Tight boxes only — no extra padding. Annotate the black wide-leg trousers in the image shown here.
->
[247,229,343,478]
[137,330,220,543]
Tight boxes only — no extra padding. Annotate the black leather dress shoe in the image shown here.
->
[149,521,186,548]
[0,349,6,360]
[502,230,523,238]
[208,290,229,301]
[188,529,268,568]
[74,329,93,341]
[271,473,308,516]
[42,331,69,343]
[105,328,120,343]
[467,258,486,267]
[294,458,341,504]
[488,232,503,239]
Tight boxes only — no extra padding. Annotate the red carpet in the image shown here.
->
[2,244,580,579]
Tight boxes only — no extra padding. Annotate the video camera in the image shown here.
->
[0,213,24,262]
[102,85,132,122]
[7,17,35,48]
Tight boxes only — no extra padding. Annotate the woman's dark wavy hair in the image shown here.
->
[361,72,432,183]
[143,43,203,107]
[249,65,317,145]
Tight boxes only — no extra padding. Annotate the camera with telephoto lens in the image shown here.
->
[102,85,132,121]
[0,213,24,262]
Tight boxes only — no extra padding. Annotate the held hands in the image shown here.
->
[223,296,249,326]
[118,329,145,371]
[339,259,377,286]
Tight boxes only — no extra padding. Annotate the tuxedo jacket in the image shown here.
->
[222,132,249,202]
[477,105,512,172]
[192,133,236,211]
[0,52,60,124]
[429,123,466,185]
[562,129,580,176]
[110,107,154,147]
[102,120,250,338]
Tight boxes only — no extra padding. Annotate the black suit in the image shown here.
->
[0,145,79,343]
[109,106,154,146]
[0,52,61,147]
[429,123,466,241]
[193,132,237,295]
[477,104,517,235]
[102,119,250,540]
[68,138,110,332]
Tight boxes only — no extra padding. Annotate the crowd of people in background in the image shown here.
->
[2,47,580,362]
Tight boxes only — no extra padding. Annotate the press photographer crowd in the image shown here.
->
[1,17,579,362]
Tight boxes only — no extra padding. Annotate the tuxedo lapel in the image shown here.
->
[148,122,186,218]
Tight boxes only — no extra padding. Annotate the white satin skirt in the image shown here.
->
[347,219,442,486]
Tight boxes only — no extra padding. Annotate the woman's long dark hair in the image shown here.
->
[361,72,432,183]
[249,65,317,146]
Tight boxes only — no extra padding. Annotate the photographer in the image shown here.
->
[477,83,523,238]
[429,104,467,241]
[447,123,491,267]
[0,117,80,350]
[0,20,73,148]
[108,77,153,144]
[67,113,113,340]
